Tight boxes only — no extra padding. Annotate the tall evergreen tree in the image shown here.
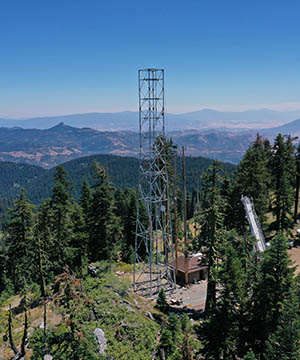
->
[226,134,271,231]
[251,232,295,355]
[263,285,300,360]
[79,177,92,217]
[199,231,248,359]
[4,189,36,291]
[271,134,296,232]
[294,143,300,223]
[199,161,226,313]
[122,189,138,263]
[87,161,122,262]
[69,202,88,273]
[48,166,75,273]
[35,198,54,286]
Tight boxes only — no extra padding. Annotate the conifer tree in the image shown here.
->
[271,134,296,232]
[199,161,226,313]
[200,231,248,359]
[69,202,88,273]
[48,166,75,273]
[263,285,300,360]
[34,198,54,293]
[294,143,300,223]
[122,189,138,263]
[159,314,183,359]
[4,188,36,291]
[79,177,92,217]
[243,350,256,360]
[180,314,193,360]
[251,232,295,355]
[87,161,121,262]
[156,287,169,312]
[226,134,271,231]
[114,188,127,219]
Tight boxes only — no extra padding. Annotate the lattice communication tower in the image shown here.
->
[134,68,176,296]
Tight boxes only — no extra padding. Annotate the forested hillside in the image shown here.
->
[0,133,300,359]
[0,154,236,228]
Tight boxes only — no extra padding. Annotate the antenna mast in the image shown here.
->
[134,68,176,296]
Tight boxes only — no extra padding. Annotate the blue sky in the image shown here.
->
[1,0,300,117]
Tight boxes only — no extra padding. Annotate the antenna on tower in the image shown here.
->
[133,68,176,296]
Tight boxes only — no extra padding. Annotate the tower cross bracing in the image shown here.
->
[134,68,176,296]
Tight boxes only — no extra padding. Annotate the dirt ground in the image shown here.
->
[289,246,300,275]
[169,282,207,311]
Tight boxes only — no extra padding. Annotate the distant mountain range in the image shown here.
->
[0,117,298,167]
[2,108,300,131]
[262,118,300,136]
[0,123,139,167]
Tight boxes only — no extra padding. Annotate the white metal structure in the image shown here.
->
[241,195,267,252]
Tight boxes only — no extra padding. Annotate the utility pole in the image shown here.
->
[173,151,179,278]
[182,146,188,285]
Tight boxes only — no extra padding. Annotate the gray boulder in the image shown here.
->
[94,328,107,355]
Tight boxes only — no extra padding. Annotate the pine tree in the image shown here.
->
[79,177,92,217]
[48,166,75,273]
[199,231,248,359]
[35,198,54,287]
[252,232,295,355]
[226,134,271,231]
[114,188,127,219]
[122,189,138,263]
[4,188,36,291]
[158,314,183,359]
[87,161,122,262]
[271,134,296,232]
[199,161,226,313]
[294,143,300,223]
[180,314,193,360]
[243,350,256,360]
[156,287,169,312]
[263,285,300,360]
[69,202,88,273]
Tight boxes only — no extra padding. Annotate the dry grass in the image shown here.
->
[0,296,62,359]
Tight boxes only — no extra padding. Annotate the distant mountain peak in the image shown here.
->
[50,122,70,130]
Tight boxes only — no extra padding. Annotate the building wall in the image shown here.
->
[176,268,207,285]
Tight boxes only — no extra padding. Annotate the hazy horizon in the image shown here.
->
[3,105,300,120]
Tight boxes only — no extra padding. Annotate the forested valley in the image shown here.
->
[0,133,300,359]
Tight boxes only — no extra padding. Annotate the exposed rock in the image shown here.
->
[125,304,135,313]
[145,311,154,320]
[44,356,53,360]
[120,299,136,313]
[89,309,96,321]
[39,321,45,328]
[94,328,107,355]
[88,264,99,277]
[121,299,131,306]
